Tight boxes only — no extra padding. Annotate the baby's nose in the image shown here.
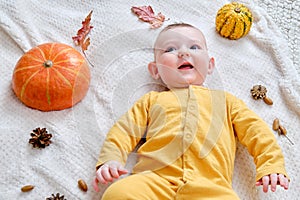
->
[178,47,190,58]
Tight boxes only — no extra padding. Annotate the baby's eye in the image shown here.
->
[165,47,177,52]
[190,45,201,50]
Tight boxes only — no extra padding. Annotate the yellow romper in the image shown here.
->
[96,86,289,200]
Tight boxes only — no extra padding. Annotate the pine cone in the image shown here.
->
[46,193,67,200]
[29,127,52,148]
[250,85,267,100]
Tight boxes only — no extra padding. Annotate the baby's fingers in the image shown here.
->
[101,165,114,182]
[118,166,128,176]
[109,165,120,178]
[262,175,270,193]
[109,165,128,179]
[270,173,278,192]
[95,165,111,184]
[255,180,262,186]
[278,174,289,190]
[93,178,100,192]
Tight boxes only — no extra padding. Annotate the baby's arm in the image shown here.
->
[93,160,128,192]
[255,173,289,193]
[230,95,290,193]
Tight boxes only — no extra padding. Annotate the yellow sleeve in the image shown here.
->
[95,92,153,169]
[230,95,290,181]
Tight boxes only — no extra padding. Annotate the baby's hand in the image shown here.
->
[93,160,128,192]
[255,173,289,193]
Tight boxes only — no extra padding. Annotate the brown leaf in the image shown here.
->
[72,10,93,51]
[82,37,90,52]
[131,6,166,28]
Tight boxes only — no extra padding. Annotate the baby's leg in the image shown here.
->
[101,171,176,200]
[176,179,240,200]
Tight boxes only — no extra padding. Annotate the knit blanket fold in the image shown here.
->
[0,0,299,199]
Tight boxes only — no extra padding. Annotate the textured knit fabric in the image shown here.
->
[97,86,289,199]
[0,0,299,199]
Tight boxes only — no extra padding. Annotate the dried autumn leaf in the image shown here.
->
[72,10,94,67]
[131,5,166,28]
[72,10,93,52]
[82,37,90,52]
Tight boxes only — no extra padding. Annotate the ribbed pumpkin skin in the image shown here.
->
[12,43,90,111]
[216,2,253,40]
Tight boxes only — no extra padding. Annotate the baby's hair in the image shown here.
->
[160,23,198,33]
[155,22,207,50]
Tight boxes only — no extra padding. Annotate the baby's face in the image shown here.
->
[152,26,214,88]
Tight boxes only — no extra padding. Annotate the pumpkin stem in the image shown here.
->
[43,60,53,68]
[234,7,241,13]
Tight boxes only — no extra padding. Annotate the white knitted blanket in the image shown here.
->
[0,0,299,199]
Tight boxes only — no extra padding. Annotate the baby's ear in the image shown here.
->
[148,62,160,79]
[208,57,215,74]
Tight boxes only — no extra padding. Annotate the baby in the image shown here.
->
[93,23,289,199]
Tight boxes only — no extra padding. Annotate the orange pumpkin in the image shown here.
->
[12,43,90,111]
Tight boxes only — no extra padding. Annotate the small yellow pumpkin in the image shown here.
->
[215,2,253,40]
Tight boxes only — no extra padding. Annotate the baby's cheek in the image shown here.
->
[195,58,210,69]
[160,54,178,66]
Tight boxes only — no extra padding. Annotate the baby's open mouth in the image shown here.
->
[178,64,194,70]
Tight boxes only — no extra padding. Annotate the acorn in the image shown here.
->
[273,118,294,145]
[272,118,280,131]
[263,96,273,105]
[279,125,287,135]
[21,185,34,192]
[78,179,88,192]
